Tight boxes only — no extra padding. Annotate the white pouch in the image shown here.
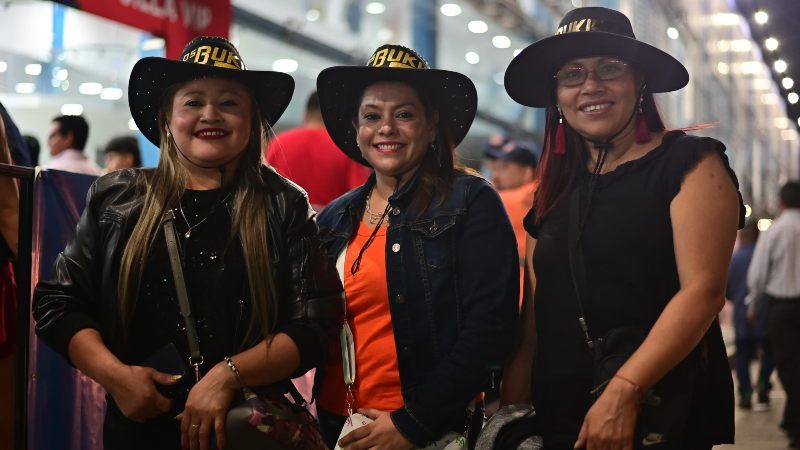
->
[334,412,466,450]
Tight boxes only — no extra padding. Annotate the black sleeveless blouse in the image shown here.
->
[523,131,743,446]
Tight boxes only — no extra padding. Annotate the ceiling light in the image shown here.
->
[571,0,583,6]
[0,61,7,72]
[717,62,730,74]
[513,48,523,57]
[128,118,138,131]
[716,40,730,52]
[710,13,740,26]
[55,68,68,81]
[730,39,752,52]
[79,82,103,95]
[60,104,84,116]
[365,2,385,14]
[753,78,772,90]
[25,64,42,76]
[465,51,480,65]
[272,59,298,73]
[141,38,165,51]
[492,35,511,49]
[754,10,768,25]
[789,92,799,104]
[306,9,320,21]
[774,59,788,73]
[666,27,679,40]
[100,87,124,100]
[775,117,790,129]
[798,117,800,128]
[757,219,772,231]
[783,78,795,90]
[765,37,779,51]
[467,20,488,34]
[440,3,461,17]
[744,204,752,218]
[15,83,35,94]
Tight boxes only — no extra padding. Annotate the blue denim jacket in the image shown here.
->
[317,171,519,446]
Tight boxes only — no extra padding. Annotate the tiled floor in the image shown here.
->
[718,375,791,449]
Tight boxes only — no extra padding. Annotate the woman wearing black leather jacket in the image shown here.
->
[33,36,342,450]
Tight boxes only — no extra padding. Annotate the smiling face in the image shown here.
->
[354,81,437,180]
[167,77,253,169]
[555,56,640,142]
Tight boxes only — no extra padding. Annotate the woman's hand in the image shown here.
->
[179,362,238,450]
[574,377,641,450]
[338,409,414,450]
[105,365,180,422]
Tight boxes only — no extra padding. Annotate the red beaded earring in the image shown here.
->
[554,108,566,155]
[634,93,651,144]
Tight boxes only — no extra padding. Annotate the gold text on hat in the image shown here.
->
[182,45,242,69]
[556,18,594,35]
[368,48,425,69]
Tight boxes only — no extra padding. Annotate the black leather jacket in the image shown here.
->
[33,167,343,377]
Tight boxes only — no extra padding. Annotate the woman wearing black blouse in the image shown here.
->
[500,8,742,450]
[33,36,341,450]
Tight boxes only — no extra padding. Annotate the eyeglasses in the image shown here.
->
[554,60,631,87]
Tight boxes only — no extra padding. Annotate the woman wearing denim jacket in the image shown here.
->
[313,44,520,450]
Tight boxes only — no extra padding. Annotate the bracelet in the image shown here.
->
[613,373,642,394]
[223,356,244,388]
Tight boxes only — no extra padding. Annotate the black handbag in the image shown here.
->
[163,211,326,450]
[567,185,696,450]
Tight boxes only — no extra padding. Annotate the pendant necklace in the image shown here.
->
[364,190,386,225]
[178,190,233,238]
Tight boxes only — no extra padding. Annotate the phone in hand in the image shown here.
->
[141,342,187,398]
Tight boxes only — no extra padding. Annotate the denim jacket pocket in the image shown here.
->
[409,213,458,272]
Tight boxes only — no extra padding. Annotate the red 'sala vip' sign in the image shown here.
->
[71,0,231,58]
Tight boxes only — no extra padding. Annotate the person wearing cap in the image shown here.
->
[103,135,142,172]
[314,44,519,449]
[499,7,743,450]
[32,36,342,450]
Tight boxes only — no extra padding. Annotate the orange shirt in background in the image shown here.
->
[499,180,537,308]
[316,221,404,415]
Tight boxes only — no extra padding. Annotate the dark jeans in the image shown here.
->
[734,337,774,397]
[767,296,800,438]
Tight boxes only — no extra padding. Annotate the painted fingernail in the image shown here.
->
[170,374,183,382]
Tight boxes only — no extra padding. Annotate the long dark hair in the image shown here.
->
[534,88,666,222]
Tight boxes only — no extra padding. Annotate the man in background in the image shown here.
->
[43,115,101,176]
[266,91,370,210]
[103,135,141,172]
[748,181,800,448]
[728,220,773,411]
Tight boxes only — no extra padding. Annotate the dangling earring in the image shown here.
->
[431,141,442,168]
[553,108,566,155]
[634,93,651,144]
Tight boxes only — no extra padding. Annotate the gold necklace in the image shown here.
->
[364,190,386,225]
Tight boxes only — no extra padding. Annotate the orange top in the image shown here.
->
[316,221,404,415]
[499,180,538,309]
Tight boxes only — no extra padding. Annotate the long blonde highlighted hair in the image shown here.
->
[117,81,278,348]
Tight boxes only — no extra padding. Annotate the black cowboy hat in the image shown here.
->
[505,7,688,107]
[128,36,294,146]
[316,44,477,167]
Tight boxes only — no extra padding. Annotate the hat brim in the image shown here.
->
[316,66,477,166]
[505,32,688,107]
[128,57,294,146]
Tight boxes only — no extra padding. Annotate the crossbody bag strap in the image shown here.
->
[163,210,204,382]
[567,187,596,349]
